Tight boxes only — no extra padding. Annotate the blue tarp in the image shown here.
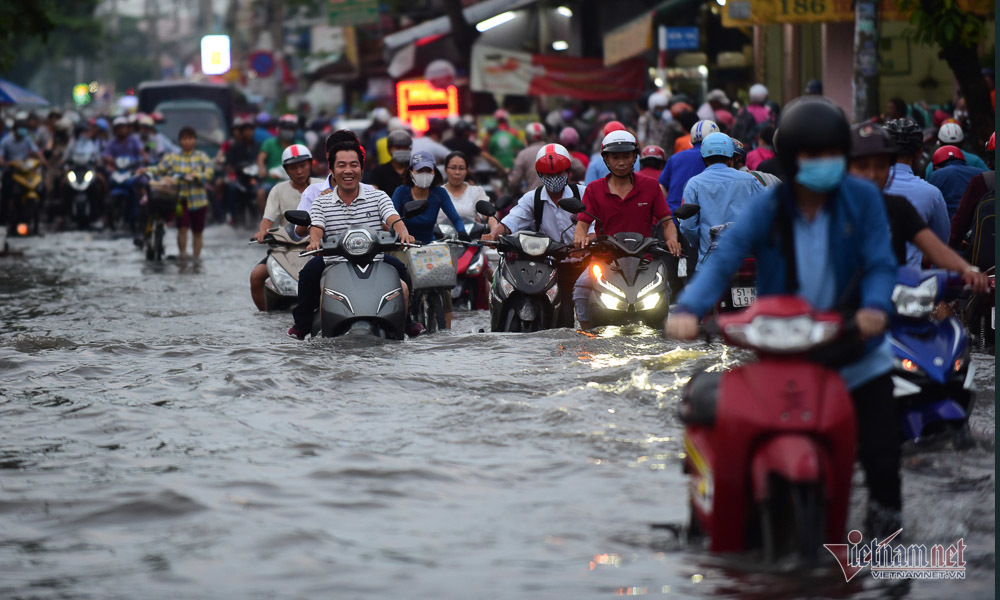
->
[0,79,50,106]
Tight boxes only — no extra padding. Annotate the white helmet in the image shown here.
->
[937,122,964,144]
[648,90,670,111]
[112,116,129,128]
[690,120,719,144]
[371,107,391,123]
[387,116,405,132]
[601,130,638,154]
[281,143,312,166]
[525,122,546,143]
[748,84,769,103]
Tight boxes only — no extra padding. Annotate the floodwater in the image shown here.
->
[0,226,994,599]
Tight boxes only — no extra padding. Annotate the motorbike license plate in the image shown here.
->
[677,259,687,278]
[731,287,756,307]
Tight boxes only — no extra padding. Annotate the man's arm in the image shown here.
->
[925,190,950,243]
[915,229,989,293]
[507,150,527,191]
[256,149,268,177]
[307,225,324,252]
[948,175,986,248]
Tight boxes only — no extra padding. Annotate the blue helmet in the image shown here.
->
[700,132,734,158]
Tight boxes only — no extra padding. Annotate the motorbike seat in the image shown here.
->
[679,372,722,426]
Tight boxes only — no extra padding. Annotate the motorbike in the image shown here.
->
[251,224,309,310]
[63,150,100,230]
[107,156,140,230]
[7,158,44,236]
[680,296,859,561]
[475,199,579,332]
[284,204,423,339]
[436,221,490,311]
[142,178,179,262]
[957,266,995,353]
[888,267,976,446]
[228,163,259,227]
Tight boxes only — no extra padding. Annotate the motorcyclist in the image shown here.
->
[509,122,573,194]
[949,131,995,251]
[583,121,641,184]
[883,118,950,267]
[666,98,903,538]
[637,90,670,148]
[485,109,523,171]
[847,122,987,292]
[732,139,781,187]
[923,122,989,178]
[368,129,411,198]
[288,136,417,340]
[445,120,508,177]
[483,143,590,327]
[679,132,764,264]
[257,114,304,216]
[0,119,46,226]
[926,145,987,218]
[103,116,147,169]
[559,127,589,173]
[637,145,666,181]
[222,118,261,224]
[138,115,178,160]
[658,120,720,211]
[250,144,324,310]
[573,130,682,329]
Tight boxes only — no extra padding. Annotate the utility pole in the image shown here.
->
[852,0,879,121]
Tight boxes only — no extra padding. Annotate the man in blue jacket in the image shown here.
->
[666,98,902,537]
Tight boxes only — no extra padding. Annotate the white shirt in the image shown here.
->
[264,177,323,226]
[297,175,380,213]
[500,184,592,245]
[438,183,489,225]
[308,184,399,264]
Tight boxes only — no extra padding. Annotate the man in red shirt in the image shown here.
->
[572,130,682,328]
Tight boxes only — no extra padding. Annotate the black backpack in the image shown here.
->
[966,179,995,270]
[533,184,581,232]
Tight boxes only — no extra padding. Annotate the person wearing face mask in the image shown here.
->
[391,151,467,330]
[667,98,905,538]
[483,144,590,327]
[0,119,46,227]
[368,129,412,198]
[256,114,304,215]
[638,91,670,149]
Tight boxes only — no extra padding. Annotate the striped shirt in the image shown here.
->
[149,150,214,210]
[308,184,399,263]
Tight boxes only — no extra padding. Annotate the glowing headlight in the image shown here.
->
[83,170,94,182]
[467,251,485,276]
[724,315,839,353]
[894,357,923,375]
[593,271,625,298]
[67,171,77,183]
[518,233,550,256]
[638,272,663,298]
[266,255,298,296]
[639,292,661,311]
[891,277,938,318]
[599,292,624,310]
[341,230,374,256]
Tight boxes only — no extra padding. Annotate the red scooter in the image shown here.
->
[680,296,859,561]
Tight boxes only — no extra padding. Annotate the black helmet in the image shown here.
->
[774,97,850,178]
[849,122,896,158]
[883,118,923,155]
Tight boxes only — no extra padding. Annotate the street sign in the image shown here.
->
[249,51,276,77]
[664,27,698,51]
[328,0,378,27]
[396,80,458,133]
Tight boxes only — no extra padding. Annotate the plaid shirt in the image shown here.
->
[150,150,214,210]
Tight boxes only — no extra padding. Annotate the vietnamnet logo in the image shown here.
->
[824,529,967,582]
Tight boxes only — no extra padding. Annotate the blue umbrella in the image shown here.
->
[0,78,50,106]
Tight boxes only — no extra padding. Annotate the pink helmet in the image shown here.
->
[558,127,580,147]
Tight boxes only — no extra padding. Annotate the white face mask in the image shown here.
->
[412,172,434,188]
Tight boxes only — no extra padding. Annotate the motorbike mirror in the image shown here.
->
[672,204,701,220]
[284,210,311,227]
[475,200,497,217]
[557,197,586,214]
[494,194,515,211]
[403,198,429,218]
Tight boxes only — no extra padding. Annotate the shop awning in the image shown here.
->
[383,0,540,51]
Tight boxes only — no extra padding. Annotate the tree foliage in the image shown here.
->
[1,0,103,82]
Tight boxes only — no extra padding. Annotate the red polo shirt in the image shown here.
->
[579,173,671,236]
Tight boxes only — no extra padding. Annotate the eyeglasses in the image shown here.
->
[446,166,467,171]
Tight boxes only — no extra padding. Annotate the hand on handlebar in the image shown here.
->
[573,228,589,249]
[253,230,267,243]
[665,239,682,257]
[854,308,887,339]
[306,239,322,252]
[963,268,989,294]
[665,312,699,340]
[399,233,416,245]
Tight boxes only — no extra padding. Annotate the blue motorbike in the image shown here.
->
[888,267,975,447]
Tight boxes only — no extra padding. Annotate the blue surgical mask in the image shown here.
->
[16,127,28,138]
[795,156,846,192]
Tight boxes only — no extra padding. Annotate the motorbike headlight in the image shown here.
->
[891,277,938,318]
[639,292,661,311]
[84,171,94,183]
[724,315,839,353]
[638,272,663,298]
[67,171,77,183]
[599,292,624,310]
[341,231,374,256]
[894,357,924,375]
[266,255,298,296]
[518,233,550,257]
[466,251,485,276]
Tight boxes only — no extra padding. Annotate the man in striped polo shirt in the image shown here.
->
[288,136,416,339]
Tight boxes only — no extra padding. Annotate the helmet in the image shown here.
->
[706,89,730,105]
[648,91,670,111]
[95,118,109,132]
[138,115,155,128]
[748,84,769,102]
[371,107,391,123]
[256,111,270,125]
[884,118,923,155]
[601,130,638,154]
[54,117,73,132]
[690,120,719,144]
[525,122,546,143]
[150,111,165,123]
[493,109,509,122]
[932,145,965,167]
[112,116,129,128]
[558,127,579,147]
[281,144,312,166]
[775,98,850,178]
[731,139,747,157]
[987,132,995,152]
[534,143,572,175]
[640,145,666,164]
[386,129,412,148]
[700,132,734,158]
[602,120,626,137]
[387,116,405,132]
[14,111,28,121]
[804,79,823,95]
[278,114,297,128]
[937,122,964,144]
[849,122,896,158]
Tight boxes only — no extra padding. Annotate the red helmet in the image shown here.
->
[534,143,572,175]
[640,145,666,163]
[987,132,995,152]
[932,145,965,167]
[278,114,298,128]
[603,120,626,137]
[525,122,546,143]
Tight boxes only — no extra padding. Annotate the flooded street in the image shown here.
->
[0,225,994,599]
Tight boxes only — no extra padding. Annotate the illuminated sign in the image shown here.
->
[201,35,231,75]
[395,80,458,133]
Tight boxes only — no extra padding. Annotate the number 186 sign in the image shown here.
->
[722,0,990,26]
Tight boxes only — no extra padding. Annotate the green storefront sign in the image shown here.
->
[328,0,378,26]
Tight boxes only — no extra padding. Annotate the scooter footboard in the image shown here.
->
[750,435,824,502]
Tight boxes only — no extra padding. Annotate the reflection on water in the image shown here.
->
[0,228,993,599]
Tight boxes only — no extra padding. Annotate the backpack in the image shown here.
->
[533,184,581,232]
[966,181,995,270]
